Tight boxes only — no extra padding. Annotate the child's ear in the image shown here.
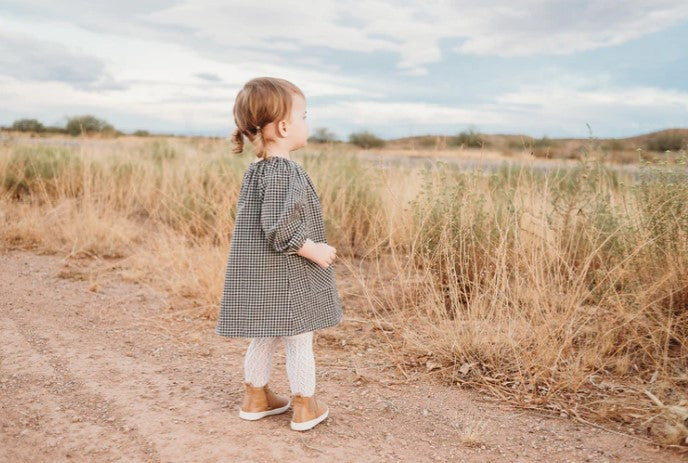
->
[276,119,289,137]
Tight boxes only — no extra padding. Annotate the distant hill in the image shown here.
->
[383,128,688,162]
[388,128,688,149]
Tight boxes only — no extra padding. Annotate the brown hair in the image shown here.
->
[230,77,304,160]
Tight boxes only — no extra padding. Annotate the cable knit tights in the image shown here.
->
[243,331,315,397]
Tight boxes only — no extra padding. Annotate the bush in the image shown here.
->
[448,129,488,148]
[133,130,150,137]
[349,130,385,148]
[508,136,555,151]
[645,131,686,152]
[601,139,626,151]
[45,126,67,134]
[1,146,83,198]
[417,136,437,148]
[507,138,530,150]
[532,136,554,148]
[308,127,338,143]
[11,119,45,133]
[65,115,115,136]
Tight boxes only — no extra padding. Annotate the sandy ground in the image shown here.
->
[0,248,683,462]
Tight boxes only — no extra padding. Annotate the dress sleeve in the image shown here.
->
[259,163,308,255]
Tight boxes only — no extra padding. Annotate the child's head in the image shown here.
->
[231,77,308,160]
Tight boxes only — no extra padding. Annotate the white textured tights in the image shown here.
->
[243,330,315,396]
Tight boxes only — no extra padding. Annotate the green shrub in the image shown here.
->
[65,115,115,136]
[349,131,385,148]
[448,129,488,148]
[645,132,686,152]
[417,136,437,148]
[309,127,338,143]
[1,146,83,198]
[601,139,625,151]
[507,138,532,149]
[11,119,45,133]
[532,136,554,148]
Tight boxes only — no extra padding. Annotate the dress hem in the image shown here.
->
[214,314,342,338]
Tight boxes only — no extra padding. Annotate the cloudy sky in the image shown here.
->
[1,1,687,140]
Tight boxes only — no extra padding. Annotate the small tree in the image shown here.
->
[65,115,115,136]
[448,128,487,148]
[349,130,385,148]
[11,118,45,133]
[309,127,338,143]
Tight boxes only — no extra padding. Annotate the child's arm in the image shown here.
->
[260,165,337,268]
[259,163,337,268]
[259,164,308,256]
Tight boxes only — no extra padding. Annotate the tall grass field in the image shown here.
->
[1,134,686,447]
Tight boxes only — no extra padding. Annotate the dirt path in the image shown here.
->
[0,248,681,462]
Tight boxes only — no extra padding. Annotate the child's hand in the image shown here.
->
[297,238,337,269]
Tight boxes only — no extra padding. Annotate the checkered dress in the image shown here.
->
[215,155,343,337]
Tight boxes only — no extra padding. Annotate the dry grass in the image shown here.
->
[1,133,687,448]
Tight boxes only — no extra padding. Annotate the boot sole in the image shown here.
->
[239,400,291,420]
[290,407,329,431]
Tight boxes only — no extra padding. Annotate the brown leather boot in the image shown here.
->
[239,382,291,420]
[290,394,329,431]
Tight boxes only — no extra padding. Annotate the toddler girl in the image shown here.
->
[215,77,343,431]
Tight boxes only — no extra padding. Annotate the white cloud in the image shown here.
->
[141,0,688,72]
[491,85,688,136]
[0,10,378,131]
[496,85,688,111]
[314,100,506,126]
[7,1,685,75]
[0,31,116,89]
[307,85,688,139]
[449,1,688,57]
[0,1,686,137]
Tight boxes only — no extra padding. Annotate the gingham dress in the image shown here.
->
[215,155,343,337]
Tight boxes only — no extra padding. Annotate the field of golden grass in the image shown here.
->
[1,133,687,448]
